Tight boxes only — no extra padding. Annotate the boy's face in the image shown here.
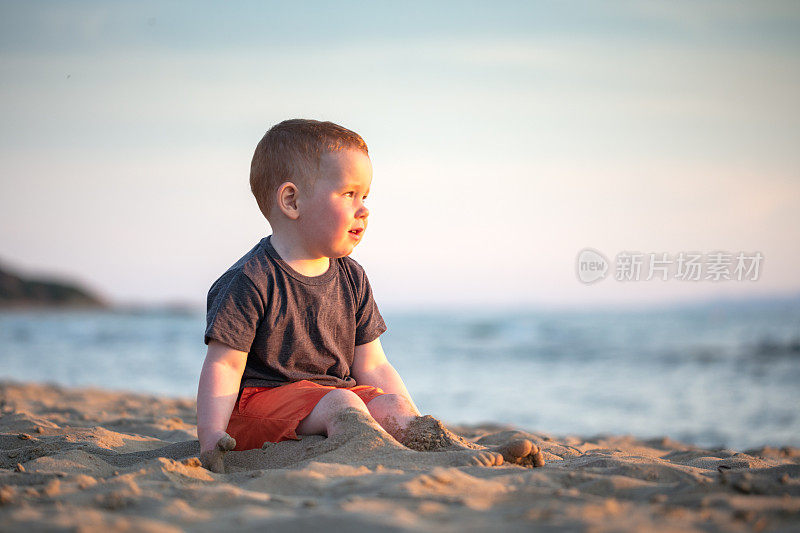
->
[298,149,372,258]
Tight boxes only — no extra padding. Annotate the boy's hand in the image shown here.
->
[199,433,237,473]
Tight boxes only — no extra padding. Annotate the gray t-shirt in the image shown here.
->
[204,235,387,389]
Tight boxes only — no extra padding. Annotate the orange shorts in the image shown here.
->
[225,380,387,451]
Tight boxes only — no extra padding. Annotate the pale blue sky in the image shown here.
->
[1,1,799,309]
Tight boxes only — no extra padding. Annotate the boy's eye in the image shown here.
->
[343,191,368,200]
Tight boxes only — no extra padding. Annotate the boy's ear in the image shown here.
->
[275,181,300,220]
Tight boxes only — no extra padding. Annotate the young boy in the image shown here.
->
[196,119,544,473]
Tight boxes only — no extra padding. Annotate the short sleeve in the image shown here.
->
[204,270,265,352]
[354,269,387,346]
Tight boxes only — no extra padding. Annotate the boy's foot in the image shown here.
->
[199,433,236,473]
[399,415,545,467]
[445,448,504,467]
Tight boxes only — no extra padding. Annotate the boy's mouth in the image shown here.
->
[349,228,364,237]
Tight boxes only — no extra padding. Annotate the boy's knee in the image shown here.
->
[320,388,367,412]
[367,393,412,415]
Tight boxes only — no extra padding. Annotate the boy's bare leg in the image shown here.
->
[295,389,504,467]
[366,394,545,467]
[200,391,544,471]
[295,388,375,438]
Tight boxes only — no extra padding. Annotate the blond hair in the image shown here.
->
[250,119,369,219]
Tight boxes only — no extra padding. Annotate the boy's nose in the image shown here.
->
[357,204,369,218]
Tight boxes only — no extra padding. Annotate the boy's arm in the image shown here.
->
[351,338,421,416]
[196,340,248,454]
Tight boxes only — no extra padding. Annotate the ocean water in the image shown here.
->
[1,300,798,450]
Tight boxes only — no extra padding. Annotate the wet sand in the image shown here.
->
[0,380,798,532]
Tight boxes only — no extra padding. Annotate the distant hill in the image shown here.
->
[0,261,106,308]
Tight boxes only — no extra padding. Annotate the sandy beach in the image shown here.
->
[0,381,798,532]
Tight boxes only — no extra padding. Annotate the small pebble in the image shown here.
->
[14,463,25,473]
[650,494,667,504]
[779,473,790,484]
[17,433,31,440]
